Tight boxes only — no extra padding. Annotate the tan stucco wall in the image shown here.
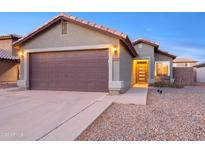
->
[0,38,18,56]
[154,52,173,78]
[119,42,132,91]
[0,39,13,55]
[133,43,155,82]
[22,21,119,50]
[19,21,120,81]
[17,20,137,93]
[0,59,18,82]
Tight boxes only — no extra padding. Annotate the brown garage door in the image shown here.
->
[29,49,109,92]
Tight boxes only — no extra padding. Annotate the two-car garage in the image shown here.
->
[29,49,109,92]
[14,13,137,93]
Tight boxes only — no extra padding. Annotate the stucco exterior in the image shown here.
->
[22,21,119,50]
[19,21,119,80]
[17,19,133,93]
[15,14,176,93]
[119,42,132,92]
[0,59,19,82]
[0,37,19,56]
[133,43,155,83]
[0,36,20,83]
[196,67,205,83]
[133,42,174,83]
[0,39,13,55]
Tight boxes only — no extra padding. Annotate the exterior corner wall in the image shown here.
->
[196,67,205,83]
[119,41,132,91]
[0,59,19,83]
[16,49,28,88]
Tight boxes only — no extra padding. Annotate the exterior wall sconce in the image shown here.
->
[18,52,24,57]
[113,47,118,55]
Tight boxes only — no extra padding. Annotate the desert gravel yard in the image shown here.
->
[77,86,205,141]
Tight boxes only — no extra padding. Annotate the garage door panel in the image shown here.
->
[29,49,108,92]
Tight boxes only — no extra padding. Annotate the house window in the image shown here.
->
[155,61,170,77]
[62,21,68,34]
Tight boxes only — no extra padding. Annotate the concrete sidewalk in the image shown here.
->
[115,87,148,105]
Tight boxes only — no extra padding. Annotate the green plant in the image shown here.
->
[149,82,184,88]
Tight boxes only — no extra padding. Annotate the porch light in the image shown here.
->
[113,47,117,55]
[18,52,24,57]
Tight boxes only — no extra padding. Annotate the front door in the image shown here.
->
[136,61,148,83]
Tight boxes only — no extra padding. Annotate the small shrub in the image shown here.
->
[149,82,184,88]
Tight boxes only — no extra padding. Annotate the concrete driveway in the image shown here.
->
[0,89,107,140]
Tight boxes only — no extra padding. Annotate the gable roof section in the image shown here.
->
[132,38,159,47]
[156,49,176,59]
[13,13,137,57]
[173,57,198,63]
[0,49,19,61]
[132,38,176,59]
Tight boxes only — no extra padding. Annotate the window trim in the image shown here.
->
[155,61,170,76]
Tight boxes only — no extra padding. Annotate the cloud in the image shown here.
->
[158,40,205,62]
[168,45,205,62]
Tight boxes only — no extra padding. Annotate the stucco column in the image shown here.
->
[16,49,27,88]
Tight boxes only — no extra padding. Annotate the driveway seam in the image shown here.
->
[36,94,108,141]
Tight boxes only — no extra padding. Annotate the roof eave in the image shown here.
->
[156,49,176,59]
[132,39,159,48]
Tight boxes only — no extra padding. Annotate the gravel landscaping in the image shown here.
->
[77,86,205,141]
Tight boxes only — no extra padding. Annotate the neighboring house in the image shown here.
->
[173,57,198,67]
[194,62,205,83]
[13,13,176,93]
[0,34,21,83]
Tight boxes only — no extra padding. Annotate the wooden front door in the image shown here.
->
[136,61,148,83]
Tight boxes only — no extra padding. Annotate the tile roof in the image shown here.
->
[13,13,137,57]
[132,38,159,47]
[0,34,22,40]
[173,57,198,63]
[0,49,19,60]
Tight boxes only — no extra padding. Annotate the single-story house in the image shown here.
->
[0,34,21,83]
[13,13,176,93]
[194,62,205,83]
[173,57,198,67]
